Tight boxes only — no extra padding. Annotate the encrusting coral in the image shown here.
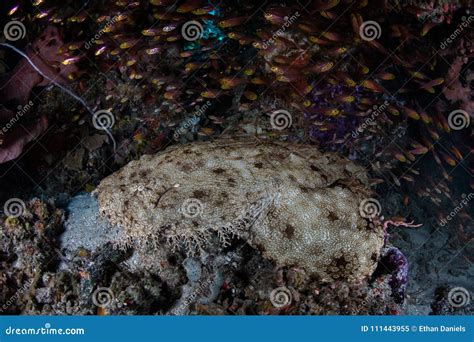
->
[96,139,385,283]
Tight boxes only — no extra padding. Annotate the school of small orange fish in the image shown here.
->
[4,0,472,250]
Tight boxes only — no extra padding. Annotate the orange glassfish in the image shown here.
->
[308,61,334,73]
[264,7,295,25]
[218,17,247,28]
[360,80,384,92]
[403,107,420,120]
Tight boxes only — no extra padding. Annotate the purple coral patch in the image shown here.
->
[382,247,409,303]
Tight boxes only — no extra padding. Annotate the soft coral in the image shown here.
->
[0,26,77,163]
[0,106,48,163]
[1,26,77,104]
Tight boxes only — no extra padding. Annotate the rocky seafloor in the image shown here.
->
[0,0,473,316]
[0,160,472,316]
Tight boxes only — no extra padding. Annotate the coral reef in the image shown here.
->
[0,198,67,314]
[379,247,409,303]
[0,0,471,318]
[1,195,471,315]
